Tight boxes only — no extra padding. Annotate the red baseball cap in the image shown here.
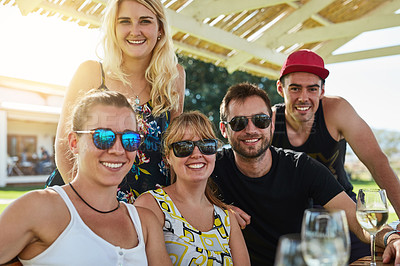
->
[279,49,329,80]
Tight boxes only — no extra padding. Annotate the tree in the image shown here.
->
[373,129,400,160]
[178,55,281,141]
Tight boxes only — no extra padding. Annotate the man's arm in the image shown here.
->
[324,96,400,217]
[324,191,370,244]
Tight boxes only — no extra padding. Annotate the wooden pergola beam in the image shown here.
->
[275,14,400,47]
[326,45,400,64]
[225,0,335,73]
[15,0,42,16]
[180,0,296,20]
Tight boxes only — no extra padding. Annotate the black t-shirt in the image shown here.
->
[212,147,344,266]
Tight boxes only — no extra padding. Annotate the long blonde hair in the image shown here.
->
[101,0,180,117]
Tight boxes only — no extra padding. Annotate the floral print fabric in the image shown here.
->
[117,101,170,203]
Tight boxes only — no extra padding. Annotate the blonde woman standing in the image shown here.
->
[46,0,186,203]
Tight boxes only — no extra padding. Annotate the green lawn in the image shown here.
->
[0,204,8,213]
[0,185,43,199]
[351,179,381,192]
[0,185,43,214]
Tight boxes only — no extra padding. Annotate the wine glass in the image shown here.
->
[356,189,389,265]
[274,233,306,266]
[301,208,350,266]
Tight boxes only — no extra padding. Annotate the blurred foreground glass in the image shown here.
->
[301,208,350,266]
[356,189,388,265]
[274,233,306,266]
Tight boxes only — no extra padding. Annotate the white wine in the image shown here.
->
[356,210,388,234]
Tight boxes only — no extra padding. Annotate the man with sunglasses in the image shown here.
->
[272,49,400,261]
[212,82,400,265]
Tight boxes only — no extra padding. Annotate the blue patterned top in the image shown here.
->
[117,101,170,203]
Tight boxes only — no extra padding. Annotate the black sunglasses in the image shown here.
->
[75,128,142,152]
[223,114,271,132]
[169,139,218,158]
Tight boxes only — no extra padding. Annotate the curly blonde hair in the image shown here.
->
[101,0,180,117]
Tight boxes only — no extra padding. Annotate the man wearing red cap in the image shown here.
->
[272,49,400,262]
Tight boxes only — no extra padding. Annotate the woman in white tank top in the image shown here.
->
[0,90,171,266]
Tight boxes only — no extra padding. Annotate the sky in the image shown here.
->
[0,5,399,132]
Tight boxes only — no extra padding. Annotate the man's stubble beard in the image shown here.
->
[229,129,272,159]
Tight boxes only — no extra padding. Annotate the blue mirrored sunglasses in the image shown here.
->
[75,128,142,152]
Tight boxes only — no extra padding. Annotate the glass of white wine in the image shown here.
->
[356,189,389,266]
[301,208,350,266]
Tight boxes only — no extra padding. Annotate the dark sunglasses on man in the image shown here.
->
[169,139,218,158]
[75,128,142,152]
[222,113,271,132]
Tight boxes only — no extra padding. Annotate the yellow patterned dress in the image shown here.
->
[147,189,233,265]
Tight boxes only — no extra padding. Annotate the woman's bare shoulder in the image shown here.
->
[76,60,101,72]
[1,188,68,228]
[68,60,103,93]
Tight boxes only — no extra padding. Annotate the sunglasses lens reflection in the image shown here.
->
[93,129,116,150]
[173,141,194,157]
[229,117,248,131]
[254,114,271,129]
[198,140,218,155]
[121,131,142,152]
[93,129,141,152]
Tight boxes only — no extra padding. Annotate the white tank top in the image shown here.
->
[19,186,148,266]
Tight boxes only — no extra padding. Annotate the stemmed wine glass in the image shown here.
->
[301,208,350,266]
[356,189,389,265]
[274,233,306,266]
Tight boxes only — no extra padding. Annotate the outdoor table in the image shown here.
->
[349,221,400,265]
[350,255,393,265]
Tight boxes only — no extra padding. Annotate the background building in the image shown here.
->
[0,76,63,186]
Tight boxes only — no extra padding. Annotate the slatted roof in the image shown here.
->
[2,0,400,79]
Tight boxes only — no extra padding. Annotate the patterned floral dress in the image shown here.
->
[117,101,171,203]
[147,189,233,266]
